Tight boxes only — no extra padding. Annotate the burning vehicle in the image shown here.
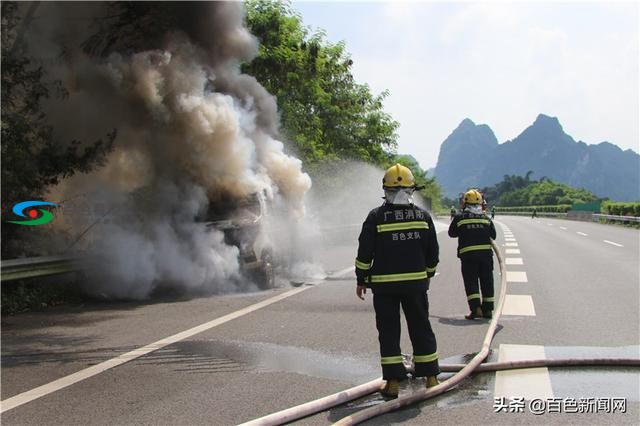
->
[198,192,275,289]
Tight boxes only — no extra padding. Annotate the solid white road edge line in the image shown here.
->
[0,286,310,413]
[330,266,355,279]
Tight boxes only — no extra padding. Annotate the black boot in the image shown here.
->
[465,307,483,320]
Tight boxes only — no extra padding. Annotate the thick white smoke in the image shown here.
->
[25,3,313,298]
[84,184,243,299]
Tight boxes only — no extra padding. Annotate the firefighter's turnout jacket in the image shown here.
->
[355,202,439,293]
[448,209,497,312]
[448,210,496,257]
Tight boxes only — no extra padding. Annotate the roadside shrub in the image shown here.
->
[602,202,640,217]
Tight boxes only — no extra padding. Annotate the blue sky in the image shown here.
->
[291,1,639,169]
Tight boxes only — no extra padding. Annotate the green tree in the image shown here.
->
[482,174,598,207]
[242,1,443,207]
[1,2,114,258]
[242,0,399,169]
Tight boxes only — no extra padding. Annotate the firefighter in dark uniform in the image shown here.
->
[448,189,497,319]
[355,164,440,399]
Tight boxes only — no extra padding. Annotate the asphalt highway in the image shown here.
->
[1,216,638,425]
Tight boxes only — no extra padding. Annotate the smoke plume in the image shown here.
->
[23,3,312,298]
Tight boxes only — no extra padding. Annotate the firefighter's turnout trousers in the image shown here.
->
[448,210,497,313]
[355,202,440,380]
[461,252,494,312]
[374,291,439,379]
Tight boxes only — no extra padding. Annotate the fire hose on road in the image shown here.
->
[240,241,639,426]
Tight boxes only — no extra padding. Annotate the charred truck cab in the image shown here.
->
[199,192,275,289]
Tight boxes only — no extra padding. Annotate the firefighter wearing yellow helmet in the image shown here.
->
[382,163,415,186]
[448,189,496,320]
[355,163,440,398]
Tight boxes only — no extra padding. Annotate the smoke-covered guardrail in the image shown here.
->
[0,255,82,282]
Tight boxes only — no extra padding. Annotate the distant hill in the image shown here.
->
[434,114,640,201]
[433,119,499,198]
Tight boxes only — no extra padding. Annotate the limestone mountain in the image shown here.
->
[433,118,498,198]
[434,114,640,201]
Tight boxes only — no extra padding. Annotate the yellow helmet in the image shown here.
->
[383,164,415,188]
[463,189,483,205]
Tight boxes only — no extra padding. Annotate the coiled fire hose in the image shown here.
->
[241,240,639,426]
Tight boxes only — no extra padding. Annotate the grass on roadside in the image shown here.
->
[1,277,84,316]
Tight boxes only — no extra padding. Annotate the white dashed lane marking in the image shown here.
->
[501,295,536,316]
[494,223,553,400]
[506,271,528,282]
[494,344,553,400]
[577,232,588,236]
[604,240,624,247]
[559,226,567,230]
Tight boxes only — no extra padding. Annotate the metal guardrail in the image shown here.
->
[496,211,640,223]
[1,223,363,283]
[593,213,640,223]
[495,211,567,217]
[1,255,82,282]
